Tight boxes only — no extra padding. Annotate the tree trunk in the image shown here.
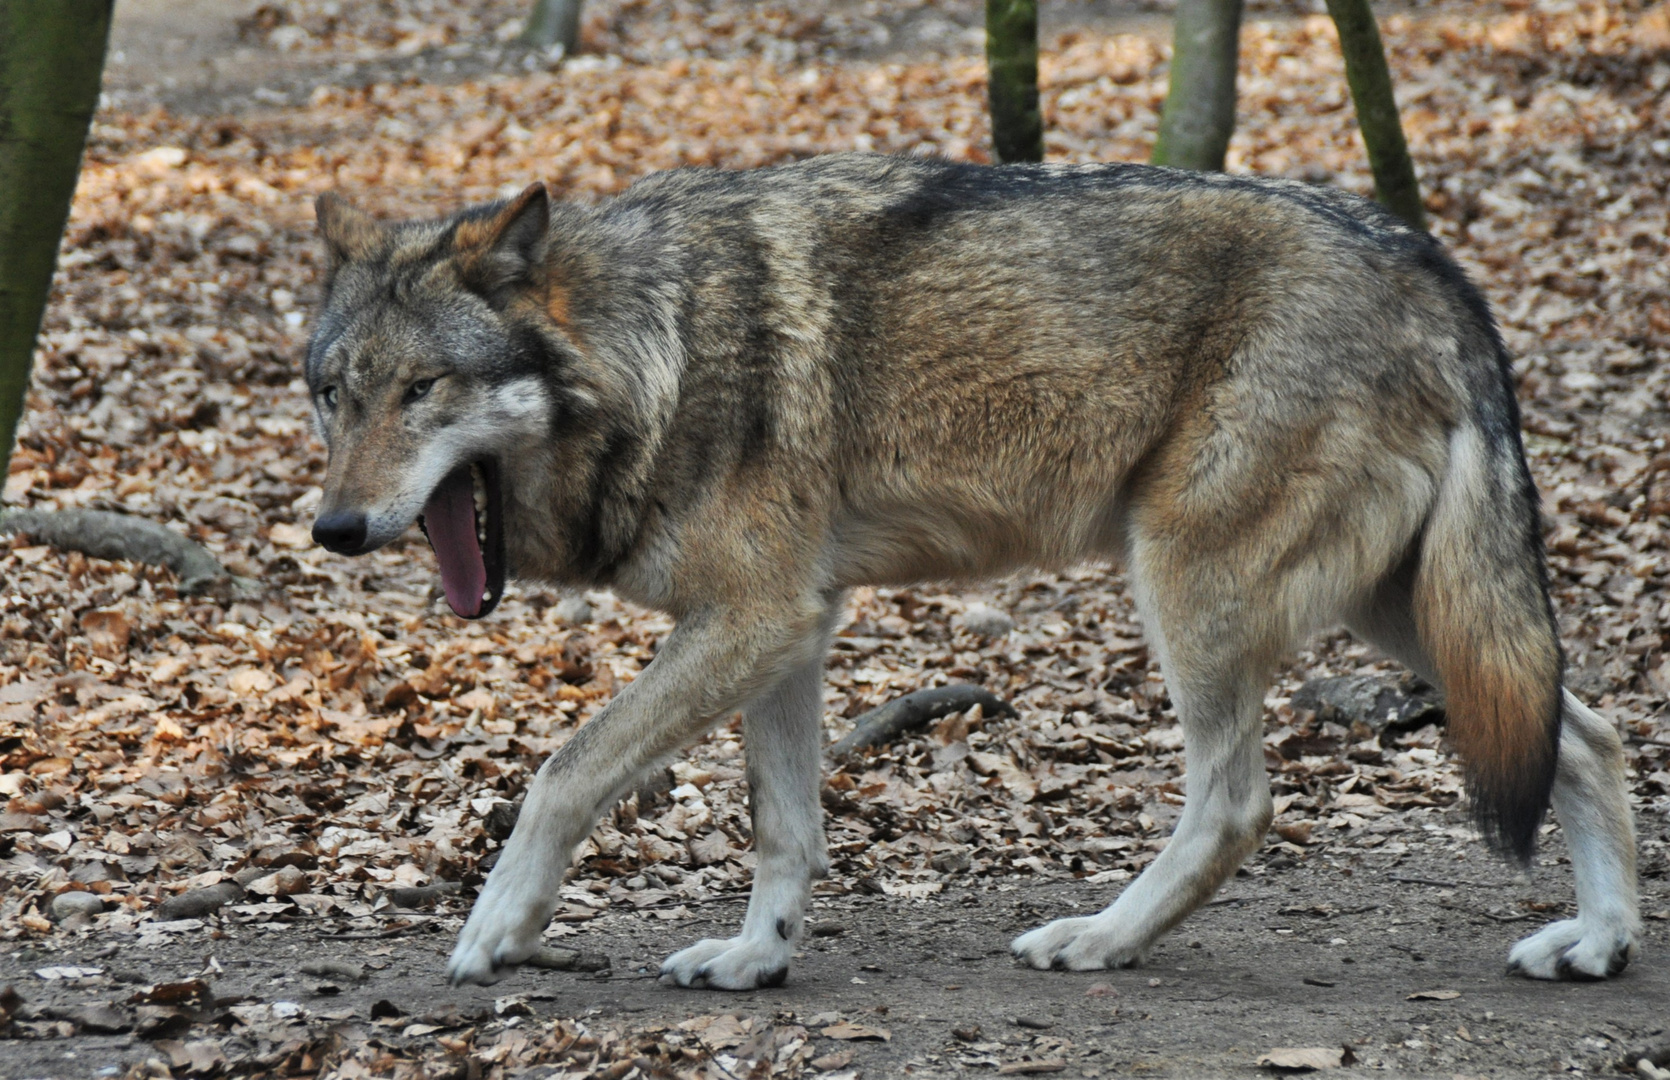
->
[1324,0,1426,229]
[0,1,113,489]
[986,0,1043,164]
[520,0,584,55]
[1151,0,1243,171]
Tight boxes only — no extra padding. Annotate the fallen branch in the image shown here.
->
[1291,673,1442,735]
[827,684,1018,759]
[0,507,256,597]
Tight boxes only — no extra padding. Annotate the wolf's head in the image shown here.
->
[305,185,561,619]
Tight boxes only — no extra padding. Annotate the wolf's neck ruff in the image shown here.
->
[423,464,488,617]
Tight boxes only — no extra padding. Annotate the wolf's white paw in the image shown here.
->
[1508,919,1635,981]
[660,936,793,990]
[446,876,551,986]
[1012,916,1146,971]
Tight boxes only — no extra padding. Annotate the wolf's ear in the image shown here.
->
[455,183,550,300]
[315,193,384,266]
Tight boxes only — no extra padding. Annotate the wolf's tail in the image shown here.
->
[1413,417,1563,864]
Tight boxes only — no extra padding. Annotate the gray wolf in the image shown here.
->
[302,153,1639,989]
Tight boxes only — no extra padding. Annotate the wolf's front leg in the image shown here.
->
[660,654,828,989]
[446,606,826,986]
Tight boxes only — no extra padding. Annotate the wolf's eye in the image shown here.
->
[320,386,338,409]
[405,378,436,404]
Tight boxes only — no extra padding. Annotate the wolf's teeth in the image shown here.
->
[471,463,488,546]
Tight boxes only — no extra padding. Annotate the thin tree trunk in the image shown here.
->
[1151,0,1243,171]
[520,0,584,55]
[986,0,1043,164]
[0,1,113,488]
[1323,0,1426,229]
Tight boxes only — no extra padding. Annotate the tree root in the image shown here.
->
[828,684,1018,759]
[0,507,258,598]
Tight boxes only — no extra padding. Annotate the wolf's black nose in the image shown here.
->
[312,511,368,554]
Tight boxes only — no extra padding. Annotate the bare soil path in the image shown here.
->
[6,826,1668,1078]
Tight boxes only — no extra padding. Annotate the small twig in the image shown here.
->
[828,684,1017,758]
[633,891,751,911]
[221,912,330,925]
[1387,874,1459,889]
[320,919,430,940]
[698,1037,746,1080]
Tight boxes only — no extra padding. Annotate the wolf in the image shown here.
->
[303,153,1639,989]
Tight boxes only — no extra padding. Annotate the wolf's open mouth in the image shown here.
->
[417,458,505,619]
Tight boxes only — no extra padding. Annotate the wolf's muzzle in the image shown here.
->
[313,510,369,555]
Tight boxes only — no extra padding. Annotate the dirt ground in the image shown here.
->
[5,821,1669,1078]
[4,0,1670,1077]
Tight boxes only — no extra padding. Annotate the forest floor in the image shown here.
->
[2,0,1669,1077]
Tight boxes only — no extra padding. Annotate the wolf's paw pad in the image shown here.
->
[1508,919,1635,981]
[447,906,545,986]
[659,936,791,990]
[1012,917,1143,971]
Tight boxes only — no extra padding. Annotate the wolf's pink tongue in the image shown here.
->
[423,467,485,617]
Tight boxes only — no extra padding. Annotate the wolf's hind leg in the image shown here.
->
[1013,627,1272,970]
[1351,584,1640,980]
[660,651,828,990]
[1508,690,1639,979]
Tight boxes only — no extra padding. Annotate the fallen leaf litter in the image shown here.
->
[2,0,1669,1075]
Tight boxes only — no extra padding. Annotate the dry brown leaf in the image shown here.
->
[3,5,1667,1077]
[77,609,131,660]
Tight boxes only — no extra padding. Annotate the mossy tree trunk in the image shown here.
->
[0,1,114,489]
[1324,0,1426,229]
[1151,0,1243,171]
[986,0,1043,163]
[520,0,584,55]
